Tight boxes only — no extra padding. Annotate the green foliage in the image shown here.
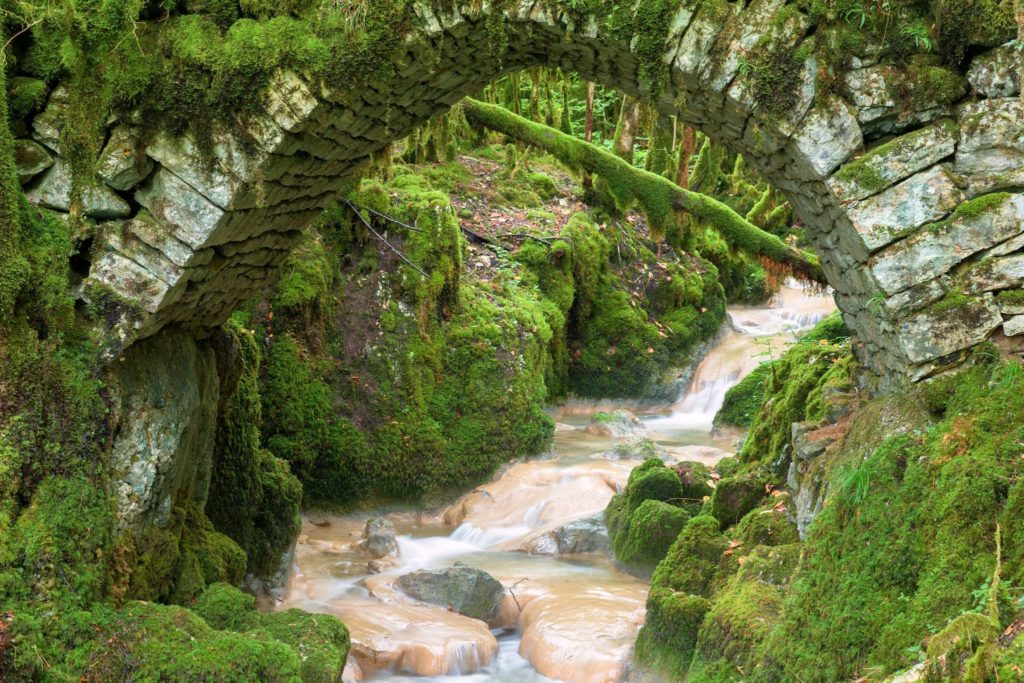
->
[715,363,773,429]
[738,313,853,475]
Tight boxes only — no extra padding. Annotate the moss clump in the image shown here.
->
[195,583,350,683]
[607,459,688,573]
[614,499,691,575]
[125,503,246,605]
[207,319,302,579]
[715,362,773,429]
[709,474,770,530]
[737,313,853,476]
[673,460,715,505]
[634,515,728,678]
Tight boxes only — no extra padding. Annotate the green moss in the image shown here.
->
[207,319,302,578]
[634,514,729,678]
[738,313,854,476]
[709,474,769,530]
[614,499,691,574]
[715,363,773,429]
[463,99,824,282]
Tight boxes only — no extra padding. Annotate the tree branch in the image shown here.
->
[462,98,824,284]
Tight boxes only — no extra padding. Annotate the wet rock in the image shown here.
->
[517,513,610,555]
[967,43,1020,98]
[26,158,132,219]
[358,518,399,559]
[13,139,53,185]
[602,437,663,460]
[98,126,154,191]
[585,410,650,438]
[395,564,505,626]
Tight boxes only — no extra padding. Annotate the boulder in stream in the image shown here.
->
[395,564,505,626]
[518,513,610,555]
[585,410,651,438]
[358,518,399,559]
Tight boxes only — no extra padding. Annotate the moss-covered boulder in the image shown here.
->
[606,459,689,573]
[672,460,715,502]
[709,474,768,530]
[612,499,690,574]
[715,362,773,430]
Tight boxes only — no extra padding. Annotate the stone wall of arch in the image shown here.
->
[15,1,1023,387]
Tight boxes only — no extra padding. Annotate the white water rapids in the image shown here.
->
[276,282,835,683]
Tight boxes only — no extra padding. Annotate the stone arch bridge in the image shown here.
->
[17,1,1024,386]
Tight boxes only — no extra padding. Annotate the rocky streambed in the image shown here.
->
[274,283,835,682]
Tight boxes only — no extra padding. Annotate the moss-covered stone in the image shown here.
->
[709,474,769,531]
[715,362,773,429]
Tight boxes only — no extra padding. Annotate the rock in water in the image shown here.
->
[519,513,610,555]
[359,518,399,559]
[395,565,505,626]
[585,410,651,438]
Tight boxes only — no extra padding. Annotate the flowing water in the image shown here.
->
[277,282,835,683]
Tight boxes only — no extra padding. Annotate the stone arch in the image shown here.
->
[19,1,1021,386]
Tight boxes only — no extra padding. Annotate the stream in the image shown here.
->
[277,282,836,683]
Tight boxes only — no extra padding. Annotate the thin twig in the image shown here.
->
[345,200,428,277]
[508,578,529,612]
[347,200,422,232]
[1,17,44,56]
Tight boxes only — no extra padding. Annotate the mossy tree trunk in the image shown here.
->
[612,95,641,164]
[462,98,823,283]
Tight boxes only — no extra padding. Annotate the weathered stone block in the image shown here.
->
[846,165,963,253]
[828,120,959,203]
[870,193,1024,294]
[967,43,1020,98]
[13,138,53,185]
[136,168,226,249]
[98,126,154,191]
[30,85,68,152]
[898,294,1002,365]
[956,98,1024,195]
[1003,315,1024,337]
[26,159,132,218]
[792,97,863,177]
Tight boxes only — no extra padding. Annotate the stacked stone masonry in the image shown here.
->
[13,1,1024,387]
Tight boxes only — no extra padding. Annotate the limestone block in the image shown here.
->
[30,85,68,152]
[882,277,948,317]
[13,138,53,185]
[88,249,172,314]
[266,70,320,133]
[792,97,863,177]
[103,225,186,287]
[969,253,1024,293]
[967,43,1020,98]
[702,0,793,92]
[98,126,154,191]
[846,165,963,253]
[26,159,132,218]
[898,294,1002,365]
[118,210,196,268]
[146,132,249,209]
[109,330,219,529]
[828,120,959,202]
[1004,315,1024,337]
[673,3,737,83]
[844,64,963,135]
[870,193,1024,294]
[956,99,1024,195]
[136,168,226,249]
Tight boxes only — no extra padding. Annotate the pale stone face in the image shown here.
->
[11,1,1024,387]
